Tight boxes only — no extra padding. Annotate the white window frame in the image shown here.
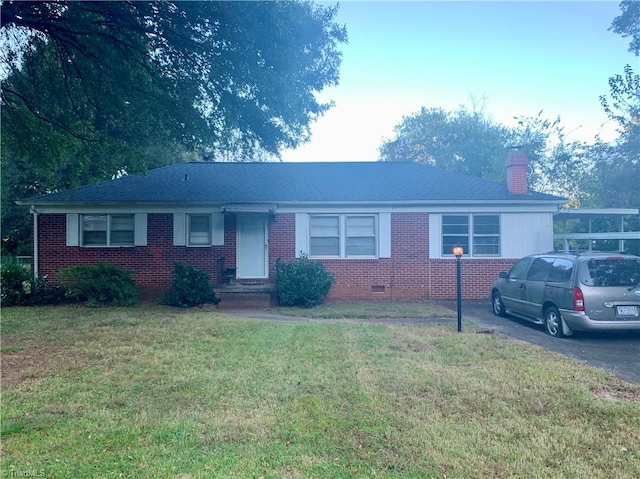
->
[81,214,135,247]
[345,215,377,257]
[441,214,500,257]
[442,214,470,256]
[188,214,212,246]
[173,213,224,247]
[309,215,341,257]
[472,214,501,256]
[309,214,378,258]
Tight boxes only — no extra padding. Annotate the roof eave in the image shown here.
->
[22,197,566,214]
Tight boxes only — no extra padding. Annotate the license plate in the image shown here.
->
[616,306,639,316]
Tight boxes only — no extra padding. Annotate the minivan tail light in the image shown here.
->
[574,287,585,311]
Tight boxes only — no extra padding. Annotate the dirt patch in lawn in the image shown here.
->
[1,337,95,387]
[592,378,640,403]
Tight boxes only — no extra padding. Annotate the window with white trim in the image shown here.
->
[442,215,469,255]
[310,215,340,256]
[346,216,376,256]
[172,213,224,247]
[473,215,500,255]
[309,214,377,258]
[442,214,500,256]
[188,214,212,246]
[82,214,135,246]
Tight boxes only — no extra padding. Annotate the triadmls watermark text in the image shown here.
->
[3,468,46,478]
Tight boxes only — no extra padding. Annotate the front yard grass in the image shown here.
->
[1,304,639,478]
[270,300,456,320]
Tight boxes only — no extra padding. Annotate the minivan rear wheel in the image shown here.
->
[544,306,565,338]
[492,291,506,317]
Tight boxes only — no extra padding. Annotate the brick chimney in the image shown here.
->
[506,149,528,195]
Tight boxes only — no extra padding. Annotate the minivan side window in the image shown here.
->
[508,258,532,280]
[526,257,553,282]
[548,258,573,283]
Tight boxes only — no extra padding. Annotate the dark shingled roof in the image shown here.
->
[21,161,565,206]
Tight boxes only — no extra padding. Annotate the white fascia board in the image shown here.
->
[277,206,395,214]
[277,204,561,215]
[28,199,564,215]
[29,204,227,214]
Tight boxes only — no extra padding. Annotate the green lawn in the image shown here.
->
[1,304,639,478]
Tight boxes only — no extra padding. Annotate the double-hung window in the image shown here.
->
[188,214,212,246]
[309,214,377,258]
[82,214,135,246]
[442,215,469,255]
[442,214,500,256]
[472,215,500,255]
[172,213,223,247]
[310,216,340,256]
[346,216,376,256]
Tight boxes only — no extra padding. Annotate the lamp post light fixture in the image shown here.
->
[453,245,464,332]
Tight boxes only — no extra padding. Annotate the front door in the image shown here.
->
[237,214,268,279]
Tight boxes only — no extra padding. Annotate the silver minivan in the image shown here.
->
[491,252,640,337]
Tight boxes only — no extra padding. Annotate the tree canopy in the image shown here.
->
[378,107,510,181]
[611,0,640,56]
[379,2,640,214]
[1,1,347,176]
[595,0,639,210]
[1,0,347,254]
[377,107,590,201]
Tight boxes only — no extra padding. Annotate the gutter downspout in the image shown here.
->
[30,205,39,278]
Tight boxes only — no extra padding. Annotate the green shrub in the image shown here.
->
[0,260,31,306]
[26,276,68,305]
[58,263,138,306]
[276,254,334,307]
[165,263,219,308]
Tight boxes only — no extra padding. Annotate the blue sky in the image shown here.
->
[282,1,637,162]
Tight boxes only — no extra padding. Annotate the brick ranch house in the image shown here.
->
[18,155,566,304]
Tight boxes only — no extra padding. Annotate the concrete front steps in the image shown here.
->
[215,283,278,309]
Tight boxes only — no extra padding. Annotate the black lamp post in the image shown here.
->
[452,245,464,332]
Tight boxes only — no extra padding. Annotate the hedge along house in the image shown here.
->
[18,155,566,304]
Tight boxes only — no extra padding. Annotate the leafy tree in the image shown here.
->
[1,1,346,161]
[0,1,347,254]
[601,0,639,144]
[508,112,593,200]
[581,139,640,209]
[574,0,640,254]
[594,0,639,210]
[378,107,588,200]
[611,0,640,55]
[378,107,511,182]
[600,64,640,133]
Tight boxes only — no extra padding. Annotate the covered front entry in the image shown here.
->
[236,214,268,279]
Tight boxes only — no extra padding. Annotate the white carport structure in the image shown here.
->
[554,208,640,252]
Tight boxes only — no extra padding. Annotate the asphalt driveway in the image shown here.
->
[439,300,640,385]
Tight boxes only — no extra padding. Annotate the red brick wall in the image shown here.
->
[268,213,295,274]
[35,212,518,302]
[428,258,517,300]
[314,213,516,301]
[317,213,429,300]
[37,214,236,300]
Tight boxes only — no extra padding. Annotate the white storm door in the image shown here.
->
[237,214,268,278]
